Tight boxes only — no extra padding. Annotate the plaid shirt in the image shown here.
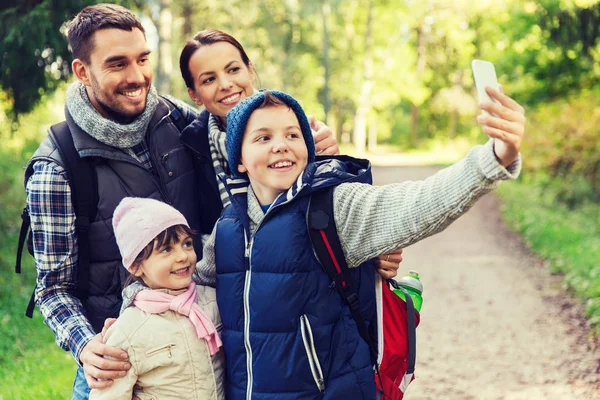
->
[26,98,199,363]
[26,143,152,363]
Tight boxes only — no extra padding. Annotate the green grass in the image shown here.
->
[0,268,75,400]
[497,178,600,328]
[0,90,75,399]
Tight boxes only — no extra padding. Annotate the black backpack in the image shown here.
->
[15,98,188,318]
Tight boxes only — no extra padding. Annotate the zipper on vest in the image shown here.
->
[243,231,254,400]
[300,315,325,393]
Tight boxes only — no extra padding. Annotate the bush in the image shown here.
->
[524,92,600,207]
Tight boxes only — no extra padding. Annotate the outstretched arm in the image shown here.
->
[334,89,525,267]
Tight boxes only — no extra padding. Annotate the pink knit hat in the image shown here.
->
[112,197,189,269]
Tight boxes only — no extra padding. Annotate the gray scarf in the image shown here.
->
[65,81,159,149]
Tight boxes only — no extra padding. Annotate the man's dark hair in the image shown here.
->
[67,3,145,64]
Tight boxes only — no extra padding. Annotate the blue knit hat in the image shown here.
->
[226,90,315,178]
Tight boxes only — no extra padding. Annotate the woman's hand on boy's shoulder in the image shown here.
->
[477,85,526,167]
[308,116,340,156]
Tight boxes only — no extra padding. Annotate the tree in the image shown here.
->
[0,0,142,117]
[0,1,93,115]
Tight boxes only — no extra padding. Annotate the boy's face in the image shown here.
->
[133,234,197,290]
[238,105,308,205]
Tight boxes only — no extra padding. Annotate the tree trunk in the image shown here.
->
[181,0,193,39]
[353,0,374,154]
[368,115,377,152]
[156,0,173,95]
[411,23,427,145]
[448,110,458,139]
[321,0,331,126]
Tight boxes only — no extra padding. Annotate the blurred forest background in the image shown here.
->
[1,0,599,398]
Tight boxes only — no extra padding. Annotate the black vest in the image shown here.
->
[27,101,220,333]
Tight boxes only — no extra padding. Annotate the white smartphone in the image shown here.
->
[471,59,499,114]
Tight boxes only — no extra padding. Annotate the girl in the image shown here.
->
[89,197,224,400]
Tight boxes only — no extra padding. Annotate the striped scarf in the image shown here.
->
[208,114,231,208]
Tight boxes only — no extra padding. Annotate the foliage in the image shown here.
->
[0,0,142,116]
[0,88,73,399]
[498,178,600,328]
[522,91,600,207]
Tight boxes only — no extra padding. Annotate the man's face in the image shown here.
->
[78,28,152,123]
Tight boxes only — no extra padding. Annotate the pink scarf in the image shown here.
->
[133,282,222,355]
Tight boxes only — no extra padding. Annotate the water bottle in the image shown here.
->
[393,270,423,313]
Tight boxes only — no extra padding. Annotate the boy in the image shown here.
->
[197,90,523,399]
[124,89,524,399]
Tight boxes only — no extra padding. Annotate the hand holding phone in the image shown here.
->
[471,59,499,115]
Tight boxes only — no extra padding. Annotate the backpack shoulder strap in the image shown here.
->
[159,95,188,133]
[17,121,98,317]
[307,186,378,366]
[48,122,97,302]
[389,280,417,375]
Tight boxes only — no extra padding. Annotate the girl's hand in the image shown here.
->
[308,116,340,156]
[477,86,526,167]
[375,248,403,279]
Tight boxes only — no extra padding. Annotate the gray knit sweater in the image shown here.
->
[194,139,521,286]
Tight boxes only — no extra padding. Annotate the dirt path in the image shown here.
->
[373,165,600,400]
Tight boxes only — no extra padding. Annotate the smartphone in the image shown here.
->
[471,59,499,114]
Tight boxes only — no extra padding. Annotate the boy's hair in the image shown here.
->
[226,90,316,178]
[67,3,145,64]
[180,29,254,90]
[257,91,287,109]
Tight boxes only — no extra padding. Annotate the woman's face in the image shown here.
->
[187,41,254,120]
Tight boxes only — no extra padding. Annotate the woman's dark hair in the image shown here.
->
[124,224,195,288]
[180,29,253,90]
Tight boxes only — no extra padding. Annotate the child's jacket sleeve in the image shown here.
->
[88,326,138,400]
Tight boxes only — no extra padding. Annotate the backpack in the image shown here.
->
[308,186,419,400]
[14,97,188,318]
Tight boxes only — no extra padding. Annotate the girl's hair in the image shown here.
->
[180,29,253,90]
[123,224,195,288]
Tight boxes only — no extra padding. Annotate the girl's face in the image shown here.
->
[132,234,197,290]
[187,41,255,120]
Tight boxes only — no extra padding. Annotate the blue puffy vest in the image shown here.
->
[215,156,377,400]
